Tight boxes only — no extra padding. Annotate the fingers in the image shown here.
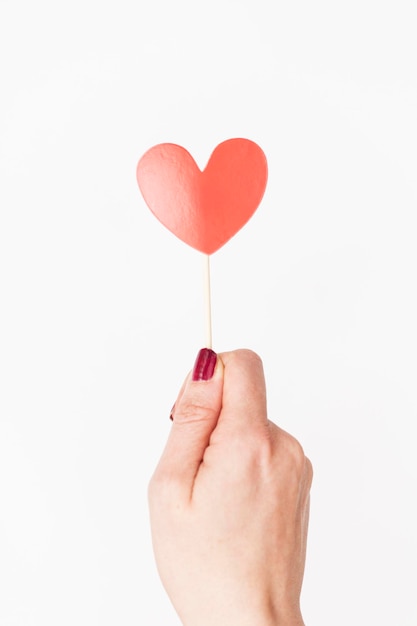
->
[151,349,224,502]
[216,349,268,435]
[150,348,295,505]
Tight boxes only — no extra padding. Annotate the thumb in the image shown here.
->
[155,348,224,501]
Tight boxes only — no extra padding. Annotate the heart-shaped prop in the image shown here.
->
[136,138,268,255]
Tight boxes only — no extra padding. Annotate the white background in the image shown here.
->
[1,1,416,624]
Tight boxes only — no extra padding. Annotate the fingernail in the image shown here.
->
[169,403,175,421]
[192,348,217,381]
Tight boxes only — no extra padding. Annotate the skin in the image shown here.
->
[148,349,313,626]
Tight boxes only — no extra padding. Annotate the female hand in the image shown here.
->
[148,349,313,626]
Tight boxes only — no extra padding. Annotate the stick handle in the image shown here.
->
[203,254,212,349]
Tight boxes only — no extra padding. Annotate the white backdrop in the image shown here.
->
[1,1,416,624]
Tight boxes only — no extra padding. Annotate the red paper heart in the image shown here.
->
[136,138,268,255]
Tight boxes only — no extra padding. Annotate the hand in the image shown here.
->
[148,349,313,626]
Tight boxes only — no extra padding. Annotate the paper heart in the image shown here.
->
[136,138,268,255]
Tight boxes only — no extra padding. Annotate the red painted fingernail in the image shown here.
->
[192,348,217,381]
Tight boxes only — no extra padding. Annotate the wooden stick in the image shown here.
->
[203,254,212,349]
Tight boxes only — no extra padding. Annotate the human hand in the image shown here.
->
[148,349,312,626]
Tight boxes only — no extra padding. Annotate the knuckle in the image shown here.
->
[290,440,307,473]
[147,470,164,502]
[229,427,274,472]
[289,436,306,462]
[174,402,218,425]
[148,468,178,504]
[279,431,308,476]
[305,456,314,487]
[251,431,275,463]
